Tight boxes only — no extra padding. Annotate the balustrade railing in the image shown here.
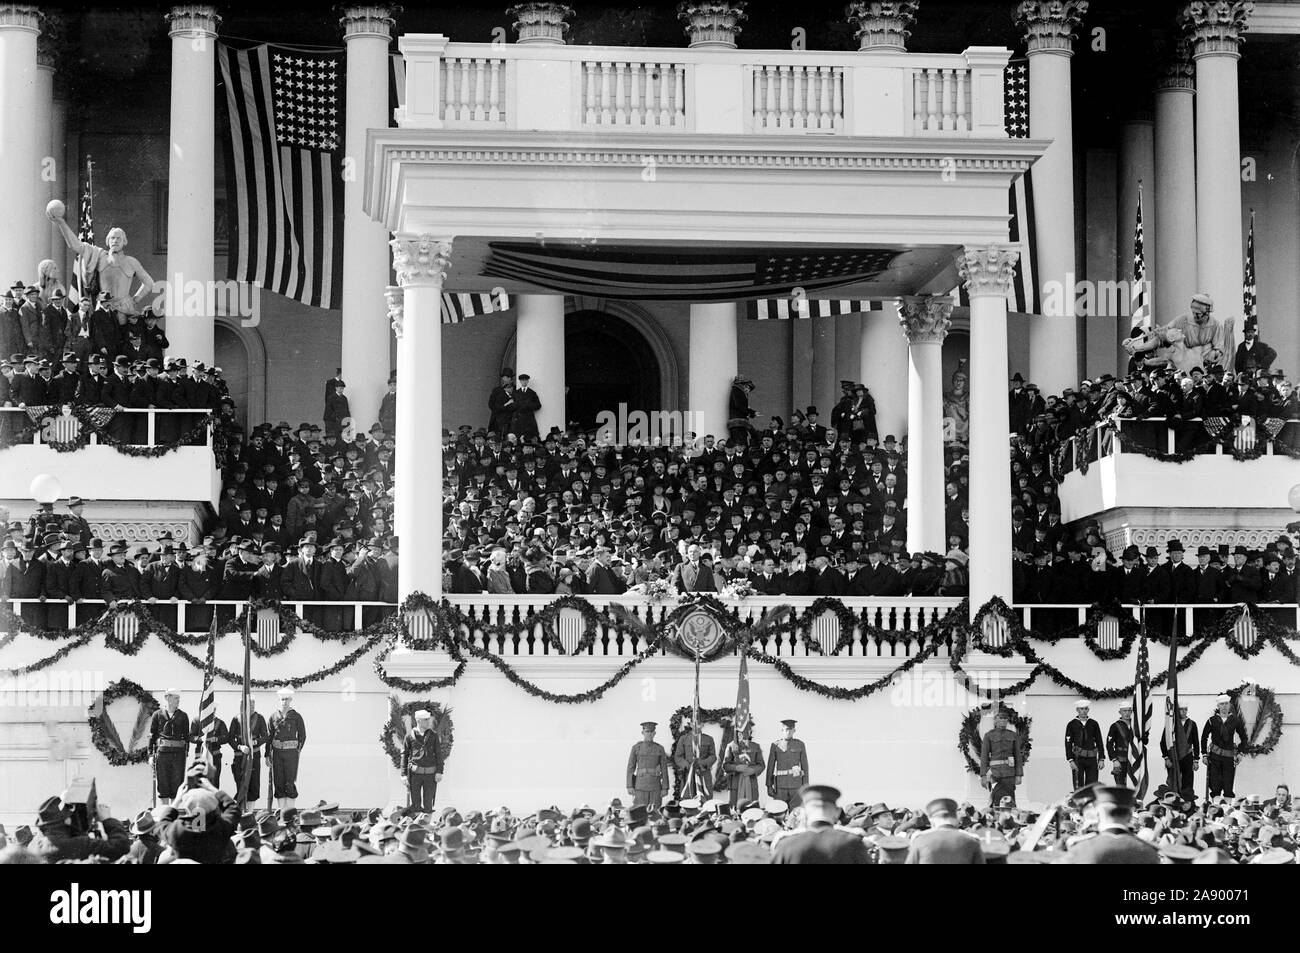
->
[1058,417,1300,475]
[0,406,212,450]
[581,59,687,129]
[440,55,507,124]
[750,64,844,133]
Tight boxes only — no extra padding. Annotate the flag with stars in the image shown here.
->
[1000,58,1039,315]
[732,650,751,738]
[1242,209,1257,336]
[1130,182,1151,331]
[1128,631,1152,799]
[219,43,344,309]
[481,242,898,302]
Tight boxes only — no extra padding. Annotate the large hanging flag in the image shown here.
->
[1130,182,1151,331]
[1001,57,1039,315]
[1128,630,1152,798]
[219,43,345,309]
[1163,628,1183,796]
[73,158,95,305]
[441,291,511,324]
[1242,209,1257,336]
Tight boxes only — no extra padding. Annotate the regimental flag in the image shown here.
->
[1163,626,1184,794]
[196,618,219,771]
[1128,631,1153,799]
[481,243,899,303]
[1131,182,1151,331]
[745,299,883,320]
[1002,57,1039,315]
[236,606,254,807]
[219,43,344,310]
[73,158,95,305]
[682,665,705,799]
[1243,209,1257,336]
[442,291,510,324]
[733,650,751,738]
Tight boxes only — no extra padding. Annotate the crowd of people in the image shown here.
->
[2,765,1294,864]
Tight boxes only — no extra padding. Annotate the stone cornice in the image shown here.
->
[391,236,452,288]
[899,294,954,343]
[166,4,221,38]
[1180,0,1254,57]
[341,4,398,41]
[1015,0,1088,55]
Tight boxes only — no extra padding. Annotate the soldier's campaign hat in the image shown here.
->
[22,353,39,365]
[780,718,797,728]
[22,284,38,296]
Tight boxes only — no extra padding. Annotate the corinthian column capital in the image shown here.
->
[390,236,453,288]
[1015,1,1088,55]
[844,1,919,52]
[958,245,1020,298]
[166,4,221,38]
[341,4,398,41]
[1180,1,1253,59]
[898,295,954,344]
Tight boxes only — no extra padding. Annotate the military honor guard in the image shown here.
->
[626,721,670,808]
[402,709,445,812]
[228,697,269,802]
[267,686,307,811]
[720,726,765,808]
[765,719,809,804]
[979,706,1024,807]
[1064,700,1105,790]
[1106,702,1134,787]
[149,688,190,805]
[1201,694,1249,799]
[1062,786,1159,864]
[1159,701,1199,803]
[190,708,229,786]
[670,715,716,799]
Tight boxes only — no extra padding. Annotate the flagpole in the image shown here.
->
[690,650,702,799]
[237,607,254,810]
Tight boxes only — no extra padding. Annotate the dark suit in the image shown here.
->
[1063,829,1160,864]
[810,566,847,596]
[586,561,626,595]
[904,826,985,864]
[672,560,717,593]
[1233,340,1277,374]
[770,824,873,865]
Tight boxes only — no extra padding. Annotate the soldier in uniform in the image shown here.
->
[402,709,445,813]
[979,707,1024,807]
[766,718,810,805]
[670,715,716,800]
[1064,699,1106,790]
[1107,702,1134,787]
[149,688,190,805]
[905,798,985,864]
[770,785,872,865]
[1201,694,1249,799]
[1062,786,1159,864]
[190,709,229,786]
[720,726,765,808]
[228,696,269,803]
[625,721,670,809]
[267,686,307,812]
[1159,702,1199,803]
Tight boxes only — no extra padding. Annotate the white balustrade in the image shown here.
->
[581,59,687,129]
[440,56,507,125]
[751,64,843,133]
[912,66,970,134]
[0,406,212,450]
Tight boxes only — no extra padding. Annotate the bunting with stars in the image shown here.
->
[219,43,345,309]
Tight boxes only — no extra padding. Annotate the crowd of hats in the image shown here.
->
[5,772,1296,864]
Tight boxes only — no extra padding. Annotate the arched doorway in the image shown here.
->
[215,322,251,432]
[564,310,661,428]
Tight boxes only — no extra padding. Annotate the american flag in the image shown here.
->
[74,158,95,304]
[236,606,254,807]
[1130,182,1151,331]
[1128,631,1152,798]
[196,618,219,771]
[1163,624,1184,794]
[732,649,751,738]
[481,243,898,303]
[745,298,882,320]
[219,43,344,309]
[442,291,511,324]
[1243,209,1257,335]
[1002,58,1039,315]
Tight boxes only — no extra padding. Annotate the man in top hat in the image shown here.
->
[906,798,985,864]
[1062,787,1159,864]
[980,706,1024,807]
[1201,694,1249,799]
[626,722,670,809]
[671,714,717,800]
[487,366,516,436]
[1065,700,1106,791]
[1106,702,1135,788]
[228,695,269,803]
[150,688,191,805]
[510,373,541,441]
[267,686,307,812]
[766,719,810,805]
[402,709,445,813]
[770,785,871,865]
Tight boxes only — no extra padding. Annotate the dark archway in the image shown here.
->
[564,310,661,429]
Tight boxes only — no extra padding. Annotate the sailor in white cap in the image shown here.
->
[267,686,306,812]
[1203,693,1249,799]
[1064,700,1105,792]
[149,688,190,805]
[402,708,445,813]
[1107,701,1135,787]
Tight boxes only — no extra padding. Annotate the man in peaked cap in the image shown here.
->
[980,706,1024,807]
[1201,693,1249,800]
[402,709,445,813]
[626,721,670,809]
[765,718,810,805]
[770,785,872,865]
[1062,787,1159,864]
[905,798,985,864]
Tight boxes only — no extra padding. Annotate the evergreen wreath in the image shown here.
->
[87,678,159,766]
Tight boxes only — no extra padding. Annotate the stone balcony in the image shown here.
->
[396,36,1011,139]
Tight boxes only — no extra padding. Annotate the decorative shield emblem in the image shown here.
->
[676,606,724,659]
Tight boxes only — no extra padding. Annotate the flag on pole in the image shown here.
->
[733,649,751,738]
[1128,630,1153,798]
[1163,629,1183,796]
[73,158,95,305]
[1130,181,1151,331]
[218,43,345,309]
[682,657,704,799]
[1243,209,1257,336]
[1001,57,1040,315]
[237,606,254,807]
[196,617,219,774]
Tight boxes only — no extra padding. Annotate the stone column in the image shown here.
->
[1153,40,1197,326]
[678,2,747,48]
[1182,0,1252,340]
[859,301,909,442]
[341,5,398,430]
[34,27,53,268]
[834,312,861,387]
[516,293,567,434]
[959,245,1019,614]
[509,3,574,44]
[790,318,812,413]
[164,4,220,365]
[688,301,739,439]
[50,83,68,270]
[900,295,952,555]
[0,5,42,281]
[390,237,452,599]
[844,1,919,51]
[1016,1,1087,395]
[810,313,837,424]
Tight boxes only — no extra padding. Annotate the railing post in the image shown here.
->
[964,46,1011,138]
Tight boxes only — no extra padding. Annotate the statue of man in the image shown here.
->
[47,205,155,316]
[1167,292,1233,372]
[942,363,970,445]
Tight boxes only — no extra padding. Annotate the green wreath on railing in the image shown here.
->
[380,696,454,772]
[87,677,159,767]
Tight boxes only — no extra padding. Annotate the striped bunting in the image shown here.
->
[442,291,510,324]
[745,299,882,320]
[1003,58,1039,315]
